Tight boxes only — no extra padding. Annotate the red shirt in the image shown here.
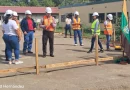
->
[27,18,34,30]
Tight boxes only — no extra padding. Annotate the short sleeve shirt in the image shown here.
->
[2,19,18,35]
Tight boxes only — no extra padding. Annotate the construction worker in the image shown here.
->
[87,12,104,53]
[2,10,23,64]
[12,11,22,38]
[21,10,36,55]
[72,11,83,46]
[64,15,72,38]
[104,14,113,51]
[40,7,56,58]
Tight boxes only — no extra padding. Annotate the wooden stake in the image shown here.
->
[95,34,99,66]
[113,29,116,46]
[35,38,39,75]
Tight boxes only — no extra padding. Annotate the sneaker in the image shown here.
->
[8,61,12,65]
[28,51,33,54]
[14,61,23,65]
[99,49,104,53]
[80,44,84,46]
[74,44,78,46]
[87,50,92,53]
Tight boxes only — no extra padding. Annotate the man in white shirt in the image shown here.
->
[64,16,72,38]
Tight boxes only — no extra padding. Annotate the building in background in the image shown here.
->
[0,6,59,25]
[59,0,130,29]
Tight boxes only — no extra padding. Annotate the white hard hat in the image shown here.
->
[92,12,99,16]
[107,14,113,20]
[45,7,52,13]
[6,9,13,15]
[25,10,32,15]
[74,11,79,15]
[13,11,18,16]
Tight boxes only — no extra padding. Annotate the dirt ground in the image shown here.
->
[0,30,130,90]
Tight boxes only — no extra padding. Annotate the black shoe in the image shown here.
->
[99,49,104,53]
[28,51,33,54]
[70,36,72,38]
[23,51,27,55]
[50,54,54,57]
[43,55,46,58]
[87,50,92,53]
[64,36,67,38]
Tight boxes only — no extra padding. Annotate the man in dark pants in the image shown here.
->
[64,16,72,38]
[40,7,56,58]
[21,10,36,55]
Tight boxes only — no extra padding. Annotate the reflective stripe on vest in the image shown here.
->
[43,16,54,31]
[72,17,81,30]
[104,21,113,35]
[91,19,100,35]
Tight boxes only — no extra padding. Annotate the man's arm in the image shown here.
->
[20,19,26,33]
[39,18,46,28]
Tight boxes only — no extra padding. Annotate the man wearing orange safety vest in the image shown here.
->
[104,14,113,51]
[40,7,56,58]
[72,11,83,46]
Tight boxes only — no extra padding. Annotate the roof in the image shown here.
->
[0,6,59,14]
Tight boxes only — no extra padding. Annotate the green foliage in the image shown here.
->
[0,0,91,6]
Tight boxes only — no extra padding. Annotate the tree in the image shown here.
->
[29,0,40,6]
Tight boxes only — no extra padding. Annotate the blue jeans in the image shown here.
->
[3,34,19,61]
[74,30,82,45]
[23,31,34,52]
[90,36,103,51]
[106,35,111,49]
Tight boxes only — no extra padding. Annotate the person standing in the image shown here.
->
[21,10,36,55]
[64,16,72,38]
[72,11,83,46]
[40,7,56,58]
[2,10,23,64]
[87,12,104,53]
[104,14,113,51]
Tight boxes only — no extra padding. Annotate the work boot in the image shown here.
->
[50,54,54,57]
[87,50,92,53]
[99,49,104,53]
[43,54,46,58]
[23,51,27,55]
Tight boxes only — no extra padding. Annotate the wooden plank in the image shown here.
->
[0,57,114,74]
[0,66,35,74]
[95,34,99,66]
[35,38,40,75]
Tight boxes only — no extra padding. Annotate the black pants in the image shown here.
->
[65,24,71,37]
[90,36,103,51]
[42,30,54,55]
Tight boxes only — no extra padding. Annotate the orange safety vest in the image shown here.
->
[104,21,113,35]
[43,15,54,31]
[72,17,81,30]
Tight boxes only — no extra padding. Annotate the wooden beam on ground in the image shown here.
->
[45,57,113,69]
[0,57,113,74]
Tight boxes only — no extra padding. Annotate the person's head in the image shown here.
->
[25,10,32,18]
[45,7,52,17]
[4,9,13,24]
[74,11,79,18]
[92,12,99,20]
[12,11,18,20]
[107,14,113,21]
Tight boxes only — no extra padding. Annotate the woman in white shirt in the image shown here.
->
[2,10,23,64]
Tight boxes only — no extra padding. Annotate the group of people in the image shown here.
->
[2,7,56,65]
[64,11,113,53]
[2,6,113,65]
